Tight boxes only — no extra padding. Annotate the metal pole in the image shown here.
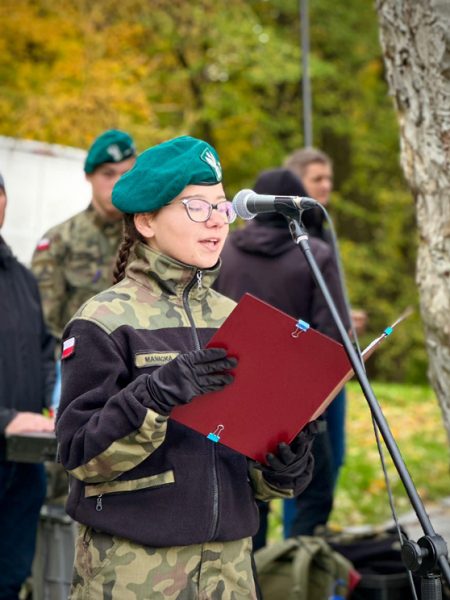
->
[286,216,450,587]
[300,0,313,146]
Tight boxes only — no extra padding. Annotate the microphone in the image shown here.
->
[232,189,319,220]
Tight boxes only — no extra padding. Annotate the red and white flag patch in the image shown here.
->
[61,337,75,360]
[37,237,51,251]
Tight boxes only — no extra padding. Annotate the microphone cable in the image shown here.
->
[316,205,363,362]
[313,204,419,600]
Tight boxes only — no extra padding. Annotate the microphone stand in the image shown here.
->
[279,205,450,597]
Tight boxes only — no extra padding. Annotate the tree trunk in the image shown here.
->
[375,0,450,449]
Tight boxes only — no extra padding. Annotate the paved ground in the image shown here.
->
[393,496,450,546]
[339,498,450,591]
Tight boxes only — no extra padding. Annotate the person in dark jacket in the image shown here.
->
[214,168,351,548]
[285,148,368,487]
[0,173,55,599]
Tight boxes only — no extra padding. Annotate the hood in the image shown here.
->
[231,220,295,257]
[252,168,326,238]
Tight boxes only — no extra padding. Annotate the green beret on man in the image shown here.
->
[112,136,222,214]
[84,129,136,173]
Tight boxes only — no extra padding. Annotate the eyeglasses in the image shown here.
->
[181,198,236,224]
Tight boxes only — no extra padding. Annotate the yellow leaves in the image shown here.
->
[0,0,158,148]
[0,0,291,172]
[214,116,261,169]
[366,478,387,494]
[2,1,75,63]
[0,0,285,156]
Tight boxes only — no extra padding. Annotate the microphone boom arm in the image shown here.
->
[282,211,450,592]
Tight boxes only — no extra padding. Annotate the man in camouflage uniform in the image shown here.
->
[31,129,136,348]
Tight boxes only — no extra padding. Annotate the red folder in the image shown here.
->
[171,294,407,463]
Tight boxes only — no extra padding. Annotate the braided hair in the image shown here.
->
[113,214,146,284]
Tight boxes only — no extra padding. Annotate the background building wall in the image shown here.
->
[0,136,91,265]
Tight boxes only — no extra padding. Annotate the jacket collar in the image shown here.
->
[126,241,221,302]
[86,203,123,236]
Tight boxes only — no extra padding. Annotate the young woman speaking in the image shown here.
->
[56,136,317,599]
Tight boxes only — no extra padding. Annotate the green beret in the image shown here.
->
[112,136,222,214]
[84,129,136,173]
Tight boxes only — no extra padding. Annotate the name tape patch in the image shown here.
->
[135,351,180,369]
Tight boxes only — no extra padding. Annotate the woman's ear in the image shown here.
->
[134,213,155,239]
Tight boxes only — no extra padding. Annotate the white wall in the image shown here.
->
[0,136,91,265]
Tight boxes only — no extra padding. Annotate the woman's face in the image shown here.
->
[135,183,230,270]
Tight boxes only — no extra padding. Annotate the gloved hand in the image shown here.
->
[146,348,237,415]
[255,420,326,486]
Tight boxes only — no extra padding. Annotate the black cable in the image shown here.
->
[371,413,419,600]
[318,206,363,362]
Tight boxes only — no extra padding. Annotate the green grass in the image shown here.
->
[267,382,450,543]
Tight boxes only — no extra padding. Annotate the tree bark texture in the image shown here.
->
[375,0,450,447]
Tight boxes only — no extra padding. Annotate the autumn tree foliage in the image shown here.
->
[0,0,425,382]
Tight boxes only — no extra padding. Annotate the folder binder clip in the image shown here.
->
[292,319,310,338]
[207,425,224,443]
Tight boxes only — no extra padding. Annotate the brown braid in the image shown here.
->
[113,214,146,284]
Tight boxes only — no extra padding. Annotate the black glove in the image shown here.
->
[255,420,326,485]
[146,348,237,415]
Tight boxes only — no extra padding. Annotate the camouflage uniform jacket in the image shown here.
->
[31,204,123,343]
[56,242,298,548]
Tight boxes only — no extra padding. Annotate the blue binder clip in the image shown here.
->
[207,425,224,443]
[292,319,310,338]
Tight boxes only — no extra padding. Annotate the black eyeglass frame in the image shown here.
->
[181,198,236,224]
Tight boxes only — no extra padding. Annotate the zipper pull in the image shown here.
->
[96,495,103,511]
[197,270,203,291]
[83,527,93,547]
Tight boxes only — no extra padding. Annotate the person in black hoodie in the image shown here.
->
[0,174,55,599]
[214,168,351,548]
[285,149,368,485]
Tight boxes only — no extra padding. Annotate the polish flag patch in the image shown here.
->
[61,337,75,360]
[37,238,51,251]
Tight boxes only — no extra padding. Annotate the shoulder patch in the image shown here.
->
[135,351,180,368]
[37,237,51,251]
[61,337,76,360]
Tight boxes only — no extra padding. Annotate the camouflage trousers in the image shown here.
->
[70,525,258,600]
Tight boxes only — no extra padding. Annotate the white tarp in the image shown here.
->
[0,135,91,265]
